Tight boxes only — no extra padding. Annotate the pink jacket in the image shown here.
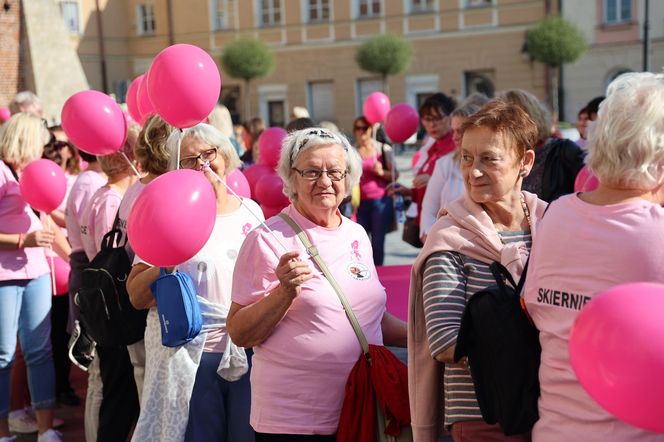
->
[407,191,547,441]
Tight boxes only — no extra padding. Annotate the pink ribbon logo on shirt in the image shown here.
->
[351,240,362,260]
[242,223,252,236]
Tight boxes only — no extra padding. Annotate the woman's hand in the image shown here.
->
[23,230,55,248]
[412,173,431,189]
[275,251,312,299]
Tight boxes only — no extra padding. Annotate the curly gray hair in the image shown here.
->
[277,127,362,201]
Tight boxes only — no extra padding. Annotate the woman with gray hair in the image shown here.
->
[127,123,263,442]
[522,72,664,441]
[228,127,407,441]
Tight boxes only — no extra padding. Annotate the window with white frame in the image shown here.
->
[308,0,330,22]
[410,0,433,13]
[358,0,381,18]
[211,0,236,30]
[604,0,631,24]
[58,1,80,33]
[137,4,155,35]
[356,78,385,115]
[259,0,282,27]
[308,81,335,122]
[464,0,492,8]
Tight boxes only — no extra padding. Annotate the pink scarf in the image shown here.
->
[407,191,547,441]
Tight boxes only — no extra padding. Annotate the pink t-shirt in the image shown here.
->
[359,153,388,200]
[523,194,664,442]
[232,204,386,434]
[117,180,146,261]
[65,170,106,253]
[80,186,122,261]
[0,162,49,280]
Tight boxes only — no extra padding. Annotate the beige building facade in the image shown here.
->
[561,0,664,120]
[51,0,558,131]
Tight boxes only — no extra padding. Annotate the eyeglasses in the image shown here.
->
[354,125,370,132]
[421,115,446,124]
[292,167,348,182]
[179,148,218,169]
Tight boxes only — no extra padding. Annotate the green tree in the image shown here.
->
[221,38,275,119]
[526,16,587,119]
[355,34,412,95]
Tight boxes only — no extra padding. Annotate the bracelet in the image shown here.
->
[17,233,25,249]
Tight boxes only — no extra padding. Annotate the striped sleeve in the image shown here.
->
[422,251,467,358]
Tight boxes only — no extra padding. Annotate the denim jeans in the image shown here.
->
[0,274,56,418]
[356,195,394,266]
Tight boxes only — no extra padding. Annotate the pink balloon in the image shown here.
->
[19,159,67,213]
[61,90,127,156]
[243,163,273,196]
[363,92,391,124]
[125,75,143,123]
[227,169,251,199]
[254,172,289,209]
[384,103,419,143]
[257,127,287,169]
[137,74,155,123]
[574,165,599,193]
[52,256,70,295]
[127,169,216,266]
[569,282,664,433]
[147,44,221,129]
[0,106,10,122]
[260,204,282,219]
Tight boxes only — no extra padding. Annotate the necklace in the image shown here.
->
[495,193,531,244]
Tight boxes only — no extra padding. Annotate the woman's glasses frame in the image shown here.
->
[179,147,218,169]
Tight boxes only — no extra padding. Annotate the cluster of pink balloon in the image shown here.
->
[569,282,664,433]
[244,127,290,217]
[363,92,419,143]
[123,44,223,266]
[56,43,225,267]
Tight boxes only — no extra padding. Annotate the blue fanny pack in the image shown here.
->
[150,268,203,347]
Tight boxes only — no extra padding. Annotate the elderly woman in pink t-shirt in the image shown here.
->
[0,113,60,441]
[228,127,407,442]
[523,73,664,442]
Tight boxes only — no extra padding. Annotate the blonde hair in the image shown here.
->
[99,123,140,177]
[497,89,551,146]
[207,104,234,138]
[587,72,664,190]
[135,115,173,175]
[0,113,50,168]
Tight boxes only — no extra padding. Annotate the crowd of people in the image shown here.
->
[0,70,662,442]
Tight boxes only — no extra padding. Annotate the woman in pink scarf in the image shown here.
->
[408,100,547,442]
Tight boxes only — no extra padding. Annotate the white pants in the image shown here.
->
[127,340,146,404]
[84,357,102,442]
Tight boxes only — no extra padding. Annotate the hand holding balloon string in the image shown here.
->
[202,162,290,254]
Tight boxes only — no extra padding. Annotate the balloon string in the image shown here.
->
[43,214,57,295]
[202,163,290,254]
[121,152,141,178]
[176,129,183,171]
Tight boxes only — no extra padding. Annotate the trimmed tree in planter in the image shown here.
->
[221,38,274,120]
[356,34,412,96]
[526,16,586,119]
